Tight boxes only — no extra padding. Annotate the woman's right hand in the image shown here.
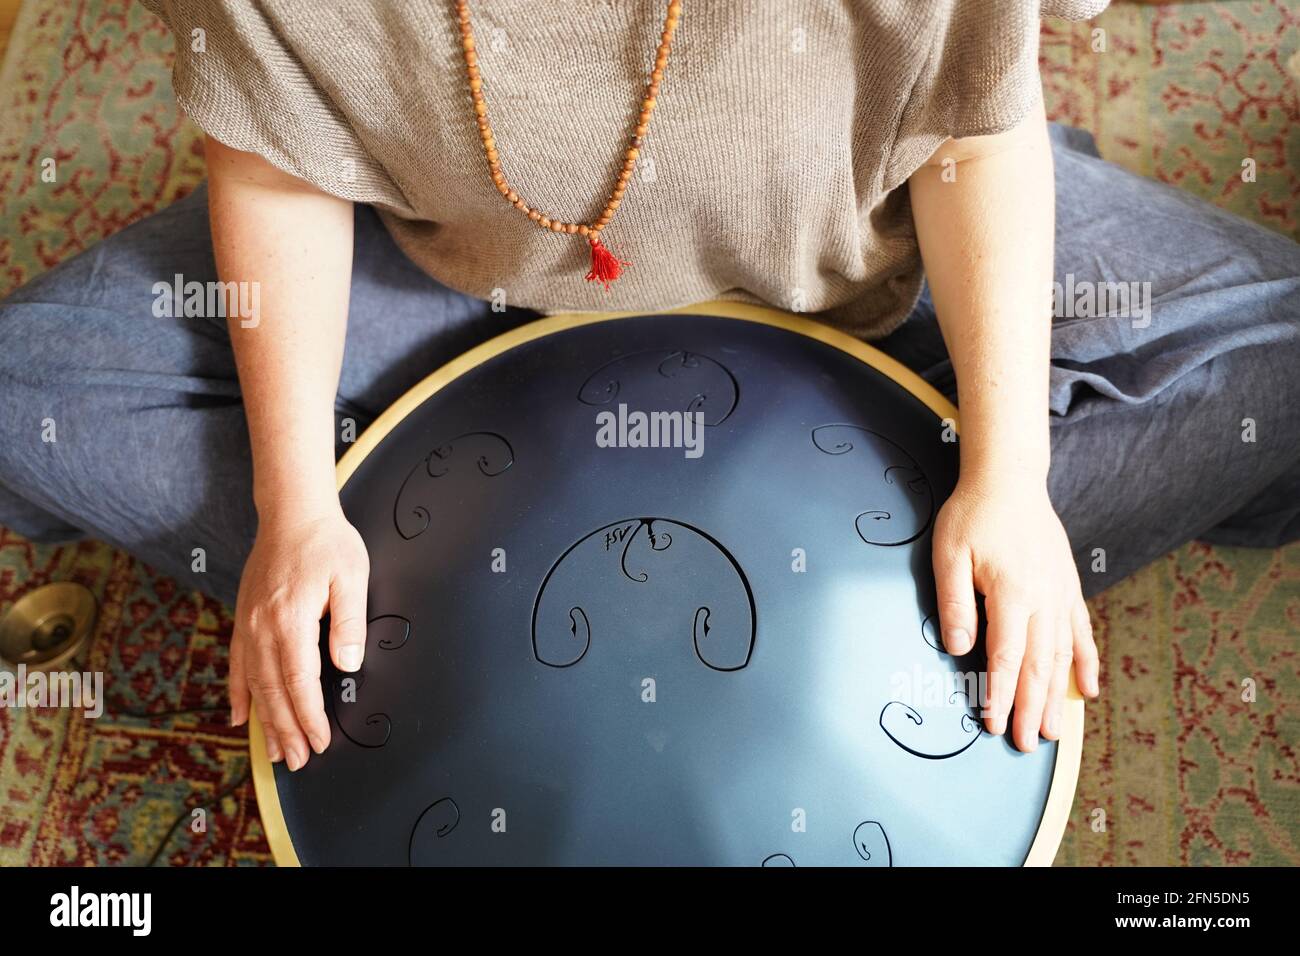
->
[228,501,370,771]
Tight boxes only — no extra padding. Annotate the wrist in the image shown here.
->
[254,487,341,528]
[957,453,1049,497]
[251,442,340,525]
[955,424,1050,493]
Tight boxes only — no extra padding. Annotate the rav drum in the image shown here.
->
[249,301,1083,867]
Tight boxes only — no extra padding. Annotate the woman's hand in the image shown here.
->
[228,501,370,771]
[907,97,1098,750]
[932,475,1100,752]
[206,135,360,771]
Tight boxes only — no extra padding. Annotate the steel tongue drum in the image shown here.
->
[250,301,1083,867]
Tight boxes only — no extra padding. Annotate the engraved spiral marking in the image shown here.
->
[393,432,514,540]
[853,821,892,866]
[330,614,411,749]
[879,688,981,760]
[921,614,943,652]
[332,672,392,749]
[577,349,739,425]
[408,797,461,866]
[811,424,934,546]
[533,517,755,671]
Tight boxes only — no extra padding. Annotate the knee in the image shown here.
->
[0,298,62,383]
[0,302,70,481]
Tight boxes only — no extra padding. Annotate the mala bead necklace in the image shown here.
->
[455,0,682,289]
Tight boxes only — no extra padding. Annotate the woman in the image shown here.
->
[1,0,1297,774]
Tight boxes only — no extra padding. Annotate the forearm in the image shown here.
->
[205,136,355,519]
[908,99,1054,486]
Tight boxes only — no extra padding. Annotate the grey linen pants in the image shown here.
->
[1,126,1297,606]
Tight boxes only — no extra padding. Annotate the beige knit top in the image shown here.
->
[143,0,1108,340]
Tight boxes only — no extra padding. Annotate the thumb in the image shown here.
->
[933,540,978,655]
[328,572,368,673]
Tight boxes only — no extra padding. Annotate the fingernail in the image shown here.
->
[1088,676,1100,697]
[266,739,283,763]
[1045,710,1058,738]
[339,645,364,672]
[1023,735,1038,753]
[310,734,328,755]
[944,627,971,654]
[287,747,305,772]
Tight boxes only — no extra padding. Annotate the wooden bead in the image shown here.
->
[458,0,677,245]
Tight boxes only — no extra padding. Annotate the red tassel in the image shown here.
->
[585,238,630,290]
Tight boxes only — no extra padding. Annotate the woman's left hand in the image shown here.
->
[931,474,1101,752]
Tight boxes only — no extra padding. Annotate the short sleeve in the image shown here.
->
[140,0,414,214]
[884,0,1110,190]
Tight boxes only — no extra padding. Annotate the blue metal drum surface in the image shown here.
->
[270,311,1059,866]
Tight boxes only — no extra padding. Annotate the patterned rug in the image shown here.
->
[0,0,1296,866]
